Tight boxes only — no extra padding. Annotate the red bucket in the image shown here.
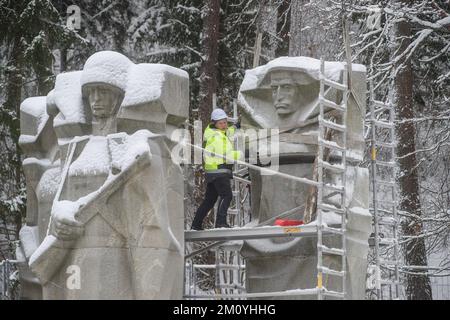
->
[274,219,304,226]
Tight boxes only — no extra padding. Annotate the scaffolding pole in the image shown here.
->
[368,81,402,299]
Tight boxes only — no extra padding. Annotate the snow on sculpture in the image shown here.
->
[238,57,372,299]
[16,51,188,299]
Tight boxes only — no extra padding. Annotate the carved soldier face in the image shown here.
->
[270,70,317,118]
[270,71,300,116]
[86,84,122,118]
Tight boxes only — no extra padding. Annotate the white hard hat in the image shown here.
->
[81,51,131,94]
[211,108,227,121]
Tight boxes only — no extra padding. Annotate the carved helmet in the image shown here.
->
[80,51,131,97]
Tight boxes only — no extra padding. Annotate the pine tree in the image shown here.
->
[350,0,449,299]
[0,0,78,259]
[391,0,432,299]
[288,0,341,59]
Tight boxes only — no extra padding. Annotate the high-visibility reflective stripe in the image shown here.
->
[317,273,323,289]
[205,169,232,174]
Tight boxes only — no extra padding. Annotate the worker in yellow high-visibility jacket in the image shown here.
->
[191,108,241,230]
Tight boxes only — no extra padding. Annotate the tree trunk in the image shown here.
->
[33,36,55,96]
[392,2,432,300]
[60,47,67,72]
[275,0,290,57]
[289,0,306,56]
[196,0,221,219]
[2,35,25,249]
[256,0,278,64]
[288,0,340,59]
[4,37,24,142]
[198,0,221,129]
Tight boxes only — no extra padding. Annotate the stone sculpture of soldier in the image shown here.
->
[238,57,372,299]
[16,51,188,299]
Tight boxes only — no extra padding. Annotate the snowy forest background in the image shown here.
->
[0,0,449,299]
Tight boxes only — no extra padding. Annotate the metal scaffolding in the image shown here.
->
[316,58,349,300]
[184,59,351,300]
[0,260,17,300]
[367,82,402,299]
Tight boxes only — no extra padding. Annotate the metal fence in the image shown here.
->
[0,260,19,300]
[430,275,450,300]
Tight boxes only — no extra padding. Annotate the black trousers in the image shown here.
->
[192,175,232,228]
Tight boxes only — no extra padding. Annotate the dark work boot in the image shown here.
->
[215,223,231,229]
[191,224,204,231]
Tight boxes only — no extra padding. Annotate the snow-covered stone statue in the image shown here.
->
[16,51,188,299]
[238,57,372,299]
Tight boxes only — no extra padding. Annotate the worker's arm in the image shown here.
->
[226,149,241,161]
[225,127,242,162]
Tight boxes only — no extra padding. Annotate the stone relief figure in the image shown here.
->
[16,51,188,299]
[15,96,58,300]
[269,69,319,130]
[238,57,372,299]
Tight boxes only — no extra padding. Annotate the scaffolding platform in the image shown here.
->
[185,224,330,242]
